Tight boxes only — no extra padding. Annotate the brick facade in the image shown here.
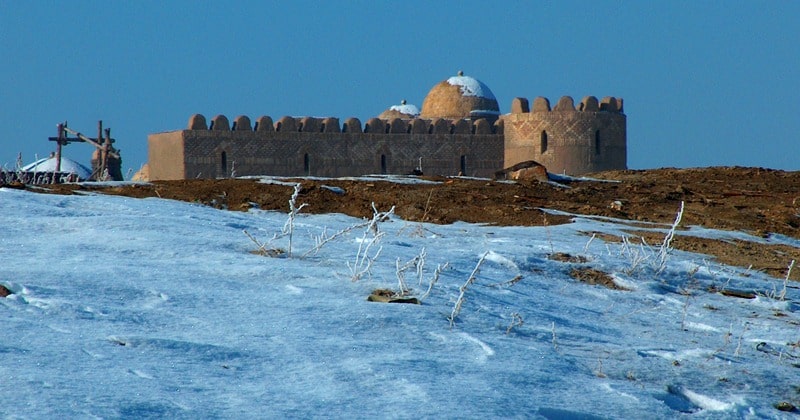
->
[147,95,626,180]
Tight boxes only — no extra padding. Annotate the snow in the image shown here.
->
[389,103,420,116]
[2,186,800,418]
[20,156,92,179]
[446,75,497,100]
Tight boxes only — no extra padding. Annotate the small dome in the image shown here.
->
[420,72,500,120]
[21,155,92,180]
[378,100,420,120]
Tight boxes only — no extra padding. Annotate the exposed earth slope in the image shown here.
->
[12,166,800,282]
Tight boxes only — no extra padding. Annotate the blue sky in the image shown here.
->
[2,1,798,174]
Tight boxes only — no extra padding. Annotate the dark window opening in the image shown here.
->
[297,123,304,132]
[540,131,548,154]
[595,130,601,155]
[209,120,215,130]
[380,155,387,174]
[253,121,259,131]
[460,155,467,176]
[275,122,282,131]
[385,123,391,133]
[303,153,310,175]
[221,151,228,176]
[231,121,238,130]
[320,123,326,132]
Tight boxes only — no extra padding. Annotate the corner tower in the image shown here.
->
[501,95,626,175]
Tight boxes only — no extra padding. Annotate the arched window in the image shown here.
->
[460,155,467,176]
[221,151,227,176]
[595,130,601,155]
[380,155,387,174]
[540,131,548,154]
[304,153,310,176]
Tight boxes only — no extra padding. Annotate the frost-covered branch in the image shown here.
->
[418,262,448,301]
[449,252,488,328]
[347,231,384,282]
[656,201,684,274]
[282,183,308,257]
[302,204,394,258]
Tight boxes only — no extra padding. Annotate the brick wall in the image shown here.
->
[148,98,626,180]
[148,118,504,180]
[502,96,626,175]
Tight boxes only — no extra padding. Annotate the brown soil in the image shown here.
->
[14,167,800,281]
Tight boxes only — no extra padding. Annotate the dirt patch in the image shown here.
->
[367,288,420,304]
[569,267,626,290]
[11,167,800,282]
[549,252,589,264]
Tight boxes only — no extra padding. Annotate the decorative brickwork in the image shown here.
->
[503,95,626,175]
[146,77,626,180]
[148,115,505,180]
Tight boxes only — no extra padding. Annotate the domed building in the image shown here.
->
[377,100,420,120]
[20,154,92,183]
[420,71,500,122]
[145,71,626,180]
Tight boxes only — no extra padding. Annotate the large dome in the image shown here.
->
[419,72,500,120]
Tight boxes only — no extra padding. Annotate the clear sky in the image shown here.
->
[2,1,799,174]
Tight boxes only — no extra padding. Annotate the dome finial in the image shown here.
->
[457,70,464,77]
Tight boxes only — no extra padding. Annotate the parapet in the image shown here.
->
[321,118,340,133]
[364,118,385,134]
[275,116,297,132]
[511,98,530,114]
[188,114,207,130]
[473,118,492,134]
[233,115,252,131]
[343,118,362,133]
[387,118,407,134]
[183,114,503,135]
[255,116,274,132]
[210,115,230,130]
[510,96,624,114]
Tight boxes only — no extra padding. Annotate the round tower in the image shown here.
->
[501,95,626,175]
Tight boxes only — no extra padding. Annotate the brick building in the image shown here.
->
[144,73,626,180]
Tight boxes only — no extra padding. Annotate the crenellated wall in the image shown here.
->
[501,96,626,175]
[148,114,504,180]
[148,94,626,180]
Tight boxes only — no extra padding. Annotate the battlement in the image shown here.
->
[186,114,503,135]
[509,96,624,114]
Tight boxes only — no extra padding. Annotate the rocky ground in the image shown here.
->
[11,166,800,282]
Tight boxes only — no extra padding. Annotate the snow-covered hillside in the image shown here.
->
[1,185,799,418]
